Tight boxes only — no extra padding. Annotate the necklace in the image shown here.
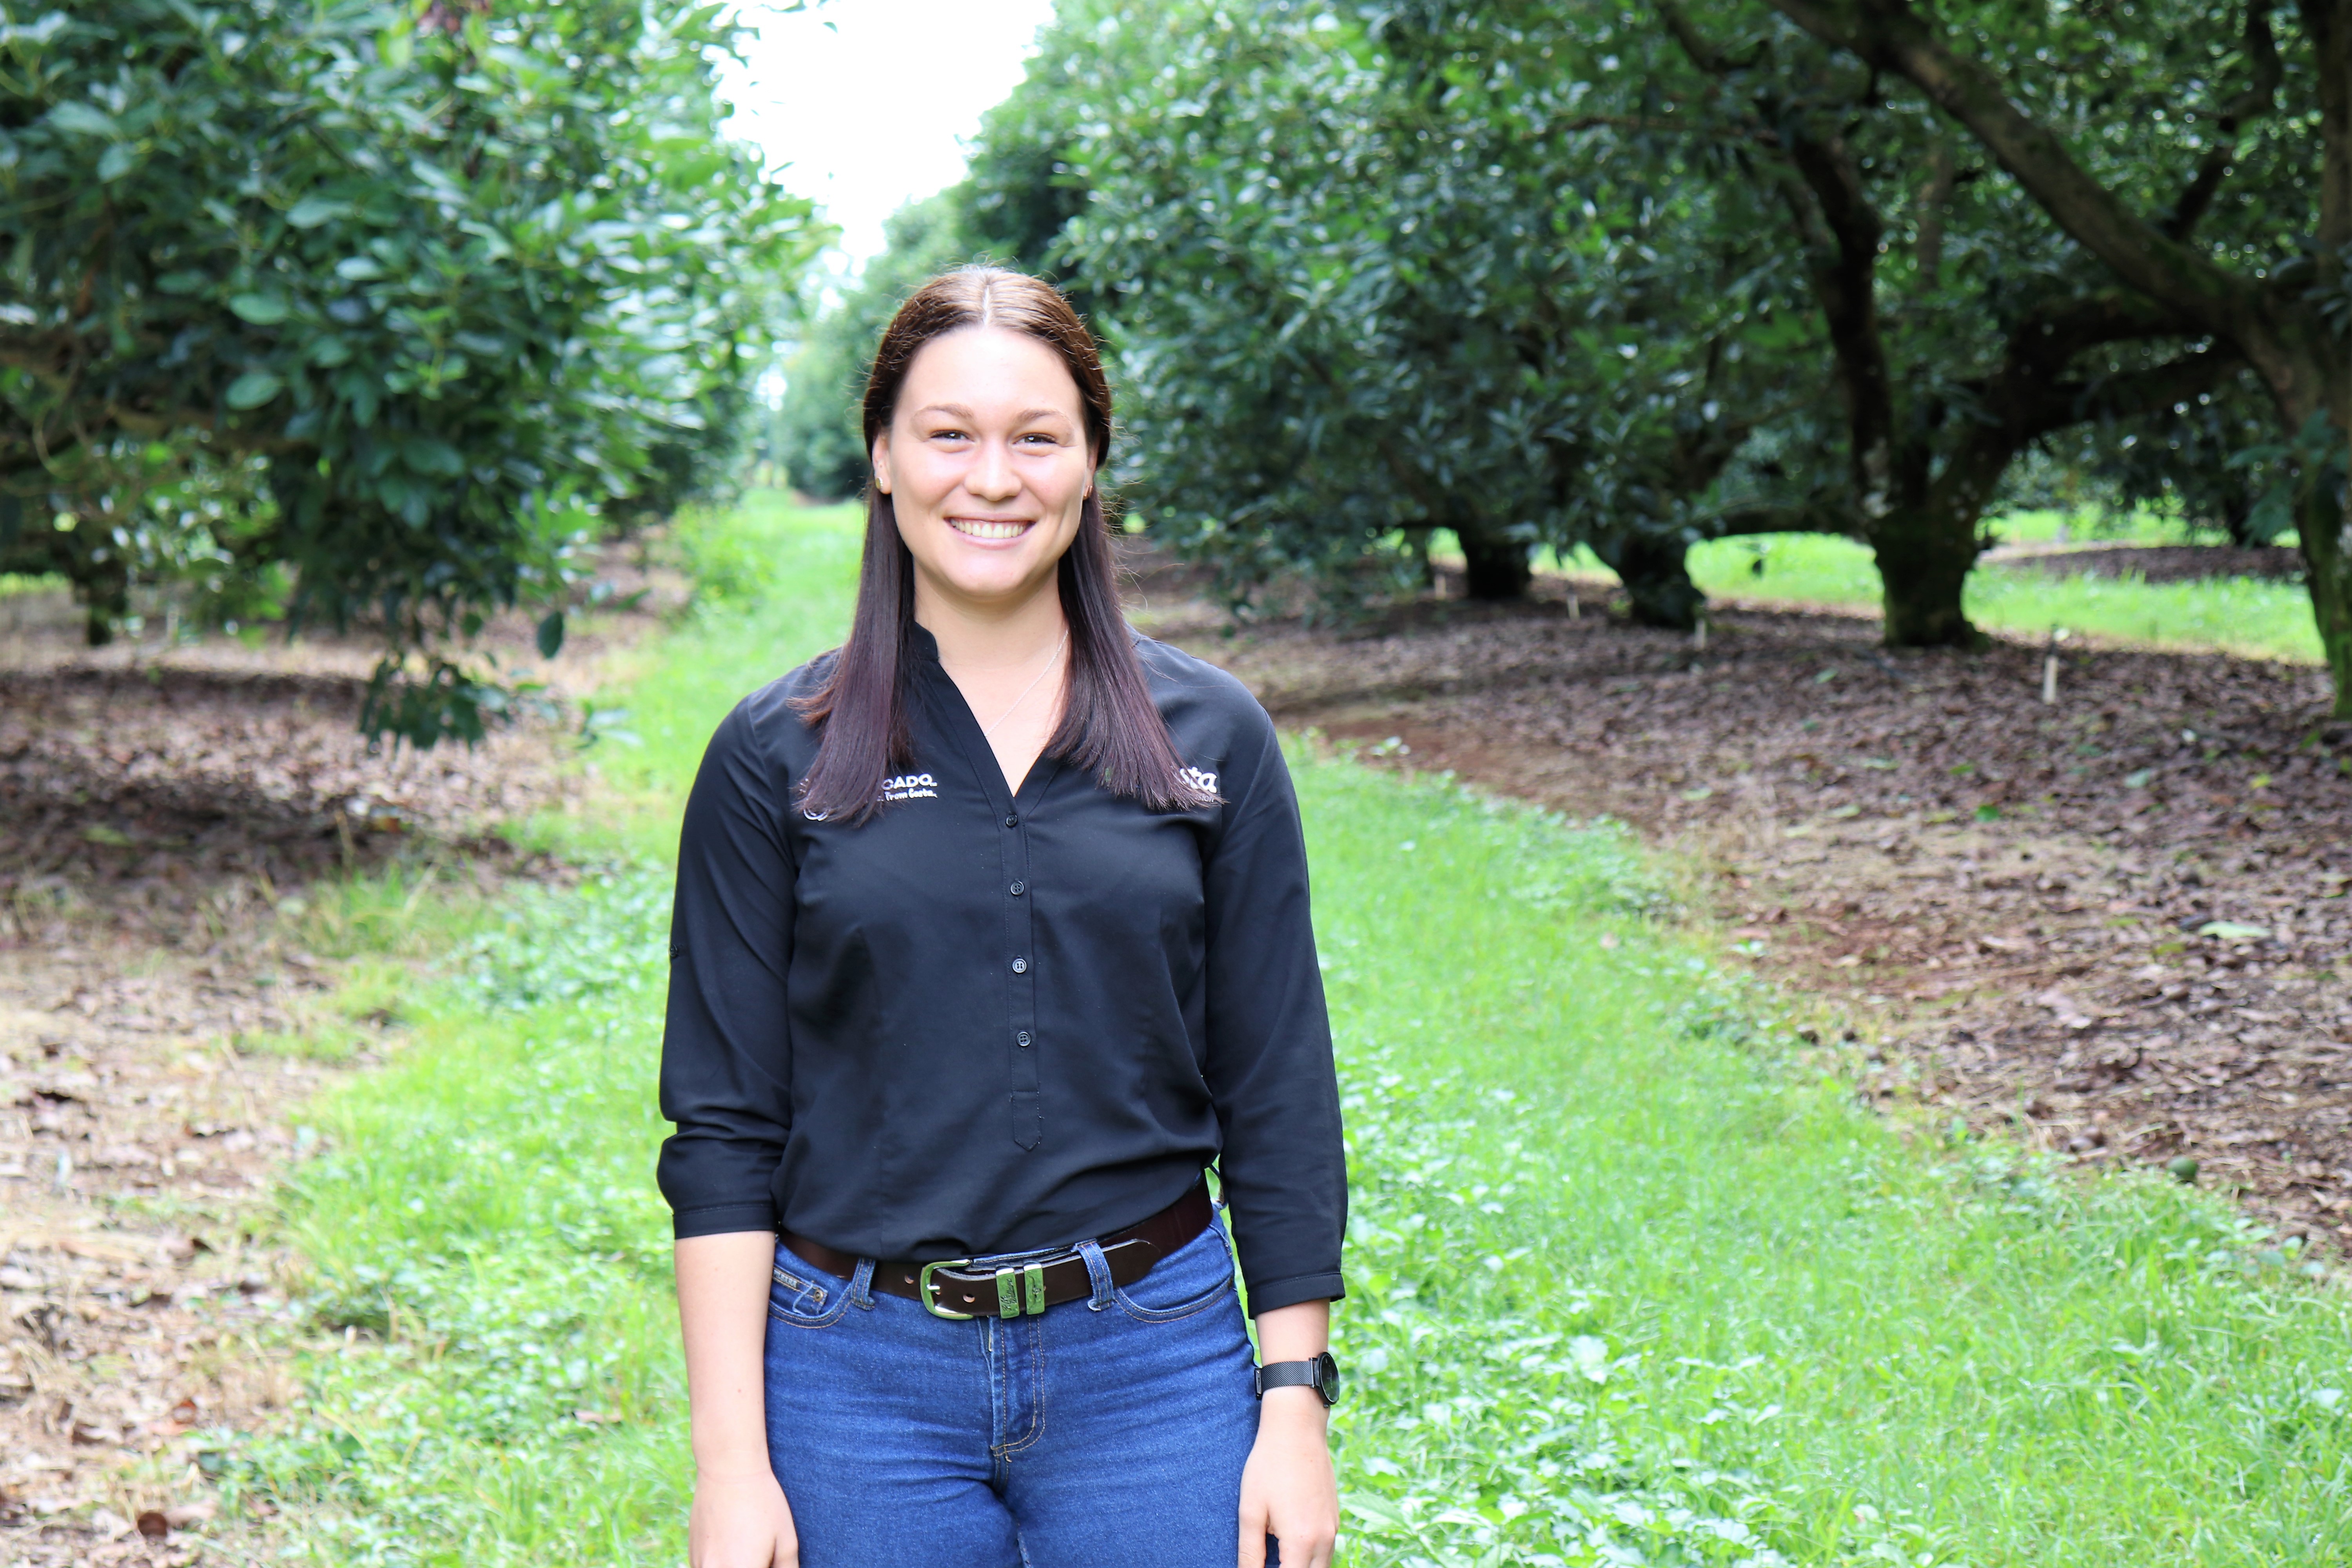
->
[980,629,1070,741]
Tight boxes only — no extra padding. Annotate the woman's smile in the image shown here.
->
[947,514,1037,542]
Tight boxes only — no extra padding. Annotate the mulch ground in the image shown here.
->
[1990,542,2306,583]
[1142,566,2352,1252]
[0,555,675,1564]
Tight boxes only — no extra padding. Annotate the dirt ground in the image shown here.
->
[0,557,674,1565]
[1140,559,2352,1249]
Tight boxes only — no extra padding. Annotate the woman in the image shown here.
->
[658,267,1347,1568]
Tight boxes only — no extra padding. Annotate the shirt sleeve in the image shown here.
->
[657,697,796,1240]
[1201,709,1347,1314]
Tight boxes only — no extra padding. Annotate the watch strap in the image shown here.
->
[1253,1354,1336,1405]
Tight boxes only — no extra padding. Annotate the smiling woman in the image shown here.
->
[789,269,1211,820]
[660,268,1348,1568]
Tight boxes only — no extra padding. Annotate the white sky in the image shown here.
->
[721,0,1062,270]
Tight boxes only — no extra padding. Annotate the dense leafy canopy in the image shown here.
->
[1763,0,2352,708]
[1,0,825,742]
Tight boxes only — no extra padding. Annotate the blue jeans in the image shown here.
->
[762,1211,1270,1566]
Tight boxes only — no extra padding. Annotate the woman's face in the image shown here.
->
[874,325,1096,618]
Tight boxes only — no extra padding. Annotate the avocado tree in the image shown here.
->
[1014,0,1832,620]
[1650,0,2247,645]
[1762,0,2352,707]
[0,0,824,742]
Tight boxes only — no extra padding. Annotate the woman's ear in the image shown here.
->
[871,434,893,495]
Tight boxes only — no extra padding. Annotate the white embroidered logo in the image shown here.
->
[1180,766,1219,796]
[881,771,940,802]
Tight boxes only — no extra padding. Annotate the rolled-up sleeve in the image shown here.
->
[1201,716,1347,1314]
[657,698,795,1239]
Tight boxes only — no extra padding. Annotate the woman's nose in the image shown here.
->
[967,439,1020,500]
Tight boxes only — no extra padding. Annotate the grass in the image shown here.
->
[1671,532,2326,666]
[211,497,2352,1566]
[1315,772,2352,1565]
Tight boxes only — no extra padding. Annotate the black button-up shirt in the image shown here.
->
[656,626,1346,1314]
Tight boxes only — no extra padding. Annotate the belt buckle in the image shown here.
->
[921,1258,1053,1319]
[918,1258,975,1319]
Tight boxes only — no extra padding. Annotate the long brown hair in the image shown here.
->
[790,267,1214,823]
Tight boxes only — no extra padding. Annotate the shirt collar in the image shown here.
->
[908,620,944,669]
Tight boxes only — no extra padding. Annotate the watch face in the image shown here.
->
[1315,1351,1341,1406]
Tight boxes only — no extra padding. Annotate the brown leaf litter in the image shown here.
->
[0,551,675,1564]
[1139,554,2352,1251]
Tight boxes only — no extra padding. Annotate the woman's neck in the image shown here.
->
[913,577,1069,676]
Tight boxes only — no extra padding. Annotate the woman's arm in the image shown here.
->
[678,1232,797,1568]
[1239,1298,1338,1568]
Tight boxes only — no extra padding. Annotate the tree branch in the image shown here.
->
[1916,140,1956,285]
[1999,346,2243,442]
[2162,1,2283,240]
[1763,0,2276,364]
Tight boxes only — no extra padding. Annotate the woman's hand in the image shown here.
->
[1241,1298,1338,1566]
[1238,1388,1338,1567]
[677,1234,793,1567]
[689,1469,798,1568]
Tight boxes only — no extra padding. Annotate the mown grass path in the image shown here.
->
[232,503,2352,1566]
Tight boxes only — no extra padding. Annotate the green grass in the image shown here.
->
[216,497,2352,1566]
[1675,532,2325,665]
[205,500,865,1564]
[1315,771,2352,1564]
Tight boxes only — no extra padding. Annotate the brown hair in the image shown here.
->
[789,267,1214,823]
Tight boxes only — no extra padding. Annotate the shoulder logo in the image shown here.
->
[1179,766,1218,795]
[880,771,939,802]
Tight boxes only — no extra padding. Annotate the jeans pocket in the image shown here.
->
[1113,1222,1238,1323]
[768,1243,854,1329]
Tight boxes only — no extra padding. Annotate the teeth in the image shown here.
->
[950,518,1031,540]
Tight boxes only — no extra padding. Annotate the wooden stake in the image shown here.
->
[2042,628,2065,705]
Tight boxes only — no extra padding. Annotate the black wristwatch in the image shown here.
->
[1253,1351,1340,1407]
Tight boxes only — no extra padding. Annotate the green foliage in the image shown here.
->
[1008,1,1826,614]
[0,0,827,737]
[771,197,976,501]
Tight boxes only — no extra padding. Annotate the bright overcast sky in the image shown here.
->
[721,0,1062,269]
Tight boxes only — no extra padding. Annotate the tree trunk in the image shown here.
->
[1593,530,1704,630]
[1868,505,1980,648]
[75,555,129,648]
[1455,520,1531,600]
[2301,481,2352,716]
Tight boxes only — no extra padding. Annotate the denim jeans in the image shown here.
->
[762,1210,1271,1566]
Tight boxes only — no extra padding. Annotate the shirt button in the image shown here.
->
[1009,880,1026,896]
[1004,813,1020,828]
[1011,956,1029,974]
[1016,1031,1032,1047]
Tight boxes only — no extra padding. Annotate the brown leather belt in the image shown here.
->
[782,1178,1213,1320]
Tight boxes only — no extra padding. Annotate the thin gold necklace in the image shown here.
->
[980,629,1069,742]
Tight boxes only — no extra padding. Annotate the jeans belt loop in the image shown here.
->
[1075,1237,1116,1311]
